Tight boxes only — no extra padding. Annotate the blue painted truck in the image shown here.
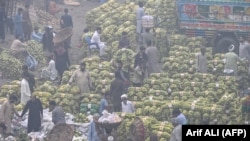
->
[176,0,250,54]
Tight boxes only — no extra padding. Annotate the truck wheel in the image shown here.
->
[215,37,238,54]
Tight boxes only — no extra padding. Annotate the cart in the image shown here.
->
[46,123,74,141]
[96,121,122,141]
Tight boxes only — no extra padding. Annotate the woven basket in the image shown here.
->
[53,27,73,44]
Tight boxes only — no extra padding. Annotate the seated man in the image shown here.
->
[31,26,43,42]
[82,28,99,49]
[41,55,58,81]
[10,35,27,59]
[90,27,107,57]
[23,51,38,71]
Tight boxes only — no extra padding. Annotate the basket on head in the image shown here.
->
[53,27,73,44]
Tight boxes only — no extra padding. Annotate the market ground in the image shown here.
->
[0,1,101,85]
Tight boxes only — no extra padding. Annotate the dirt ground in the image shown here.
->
[0,0,101,85]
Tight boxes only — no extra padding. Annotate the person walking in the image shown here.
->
[133,60,146,87]
[134,46,147,68]
[115,61,130,91]
[42,26,54,54]
[87,114,102,141]
[99,93,109,115]
[224,45,239,76]
[49,101,66,125]
[41,55,58,81]
[119,32,130,49]
[68,62,92,95]
[196,47,207,73]
[0,95,20,135]
[136,1,145,43]
[60,8,73,49]
[14,8,24,41]
[121,94,135,113]
[23,5,32,41]
[21,72,32,105]
[142,28,154,46]
[145,40,160,76]
[60,8,73,29]
[110,72,125,112]
[20,95,43,133]
[54,45,70,84]
[0,3,6,42]
[22,65,36,93]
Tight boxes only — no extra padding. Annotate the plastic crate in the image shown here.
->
[142,15,154,28]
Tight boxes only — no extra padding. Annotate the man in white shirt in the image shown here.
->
[90,27,106,57]
[41,55,58,81]
[121,94,135,113]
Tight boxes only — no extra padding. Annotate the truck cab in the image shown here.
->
[176,0,250,54]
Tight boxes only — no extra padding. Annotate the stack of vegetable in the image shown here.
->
[0,80,21,99]
[0,52,22,79]
[80,94,102,115]
[54,84,81,113]
[111,48,135,73]
[25,40,46,67]
[127,87,148,101]
[86,0,170,58]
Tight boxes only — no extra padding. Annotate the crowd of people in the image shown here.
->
[0,0,250,141]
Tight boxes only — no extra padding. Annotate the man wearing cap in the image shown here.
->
[224,45,239,76]
[121,94,135,113]
[169,108,187,141]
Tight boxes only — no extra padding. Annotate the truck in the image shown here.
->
[176,0,250,54]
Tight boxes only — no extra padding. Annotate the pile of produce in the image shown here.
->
[73,113,89,123]
[80,94,102,115]
[33,91,52,108]
[111,48,135,73]
[0,80,20,97]
[25,40,46,67]
[54,84,81,113]
[61,65,81,84]
[0,52,22,79]
[29,8,60,30]
[86,0,169,58]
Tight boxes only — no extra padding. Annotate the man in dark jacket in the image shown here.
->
[60,8,73,49]
[42,26,54,53]
[60,8,73,29]
[134,46,148,68]
[21,95,43,133]
[110,72,125,112]
[119,32,130,48]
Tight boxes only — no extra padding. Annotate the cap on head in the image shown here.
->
[121,94,127,99]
